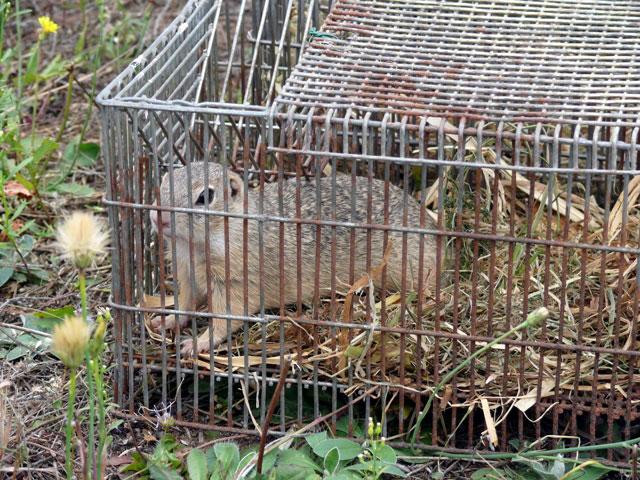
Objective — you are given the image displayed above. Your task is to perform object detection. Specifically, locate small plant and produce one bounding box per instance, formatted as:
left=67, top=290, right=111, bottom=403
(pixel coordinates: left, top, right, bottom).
left=123, top=418, right=406, bottom=480
left=124, top=435, right=256, bottom=480
left=52, top=315, right=90, bottom=479
left=0, top=6, right=69, bottom=288
left=52, top=210, right=111, bottom=479
left=291, top=420, right=405, bottom=480
left=124, top=431, right=183, bottom=480
left=0, top=0, right=111, bottom=292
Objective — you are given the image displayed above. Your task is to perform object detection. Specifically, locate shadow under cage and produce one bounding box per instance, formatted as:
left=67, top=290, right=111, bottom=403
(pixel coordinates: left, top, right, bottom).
left=98, top=0, right=640, bottom=465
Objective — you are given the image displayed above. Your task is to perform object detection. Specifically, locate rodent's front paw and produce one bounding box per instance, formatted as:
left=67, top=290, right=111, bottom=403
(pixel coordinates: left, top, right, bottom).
left=150, top=314, right=177, bottom=331
left=180, top=337, right=210, bottom=357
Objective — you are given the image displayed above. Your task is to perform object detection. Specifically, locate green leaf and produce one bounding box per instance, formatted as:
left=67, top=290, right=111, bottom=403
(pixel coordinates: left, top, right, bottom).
left=12, top=271, right=26, bottom=283
left=76, top=142, right=100, bottom=166
left=122, top=451, right=148, bottom=473
left=39, top=55, right=68, bottom=81
left=312, top=439, right=362, bottom=461
left=205, top=446, right=217, bottom=474
left=54, top=182, right=96, bottom=196
left=149, top=463, right=182, bottom=480
left=62, top=139, right=100, bottom=171
left=258, top=450, right=279, bottom=477
left=21, top=305, right=74, bottom=333
left=187, top=449, right=208, bottom=480
left=0, top=328, right=15, bottom=344
left=345, top=462, right=372, bottom=473
left=16, top=234, right=35, bottom=256
left=151, top=435, right=181, bottom=468
left=513, top=457, right=563, bottom=480
left=24, top=47, right=39, bottom=85
left=16, top=333, right=45, bottom=348
left=8, top=156, right=35, bottom=178
left=371, top=444, right=397, bottom=464
left=276, top=449, right=321, bottom=473
left=37, top=305, right=76, bottom=320
left=25, top=266, right=49, bottom=283
left=0, top=267, right=13, bottom=287
left=324, top=473, right=361, bottom=480
left=562, top=461, right=618, bottom=480
left=5, top=333, right=48, bottom=360
left=237, top=452, right=256, bottom=473
left=0, top=88, right=17, bottom=124
left=335, top=417, right=363, bottom=438
left=345, top=461, right=405, bottom=477
left=108, top=419, right=124, bottom=431
left=213, top=442, right=240, bottom=475
left=323, top=447, right=340, bottom=475
left=5, top=344, right=31, bottom=361
left=208, top=443, right=241, bottom=479
left=273, top=466, right=321, bottom=480
left=21, top=136, right=58, bottom=163
left=549, top=455, right=566, bottom=478
left=306, top=431, right=328, bottom=450
left=13, top=172, right=34, bottom=192
left=0, top=235, right=43, bottom=285
left=380, top=464, right=407, bottom=477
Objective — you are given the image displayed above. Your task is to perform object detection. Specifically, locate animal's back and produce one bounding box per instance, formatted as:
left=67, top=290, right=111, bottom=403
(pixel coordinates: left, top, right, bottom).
left=243, top=175, right=438, bottom=306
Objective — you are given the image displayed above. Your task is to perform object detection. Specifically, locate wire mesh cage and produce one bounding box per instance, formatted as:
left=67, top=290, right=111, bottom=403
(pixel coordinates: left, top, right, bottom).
left=99, top=0, right=640, bottom=463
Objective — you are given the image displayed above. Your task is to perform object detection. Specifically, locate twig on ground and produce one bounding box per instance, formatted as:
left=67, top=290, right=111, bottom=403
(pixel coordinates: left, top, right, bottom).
left=0, top=322, right=52, bottom=338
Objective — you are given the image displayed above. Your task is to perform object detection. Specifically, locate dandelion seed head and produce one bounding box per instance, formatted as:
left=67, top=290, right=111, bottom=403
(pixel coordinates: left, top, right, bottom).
left=55, top=211, right=109, bottom=270
left=52, top=316, right=90, bottom=369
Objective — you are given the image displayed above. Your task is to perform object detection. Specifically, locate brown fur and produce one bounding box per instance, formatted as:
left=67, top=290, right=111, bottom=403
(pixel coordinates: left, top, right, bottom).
left=150, top=162, right=439, bottom=355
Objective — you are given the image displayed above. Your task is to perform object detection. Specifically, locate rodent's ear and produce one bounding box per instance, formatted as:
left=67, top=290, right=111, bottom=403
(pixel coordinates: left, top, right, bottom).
left=229, top=172, right=243, bottom=199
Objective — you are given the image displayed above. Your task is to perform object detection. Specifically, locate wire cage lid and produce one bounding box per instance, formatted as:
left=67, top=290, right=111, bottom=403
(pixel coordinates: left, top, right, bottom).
left=276, top=0, right=640, bottom=126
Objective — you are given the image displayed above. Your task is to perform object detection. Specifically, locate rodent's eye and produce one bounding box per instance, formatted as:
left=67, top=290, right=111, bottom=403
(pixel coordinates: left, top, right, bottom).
left=195, top=187, right=215, bottom=206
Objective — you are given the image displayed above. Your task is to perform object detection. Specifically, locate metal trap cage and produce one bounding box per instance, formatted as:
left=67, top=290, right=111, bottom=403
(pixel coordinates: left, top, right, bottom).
left=99, top=0, right=640, bottom=463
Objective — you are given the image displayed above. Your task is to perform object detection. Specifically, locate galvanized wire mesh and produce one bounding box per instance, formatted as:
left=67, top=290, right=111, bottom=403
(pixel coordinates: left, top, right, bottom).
left=278, top=0, right=640, bottom=125
left=99, top=0, right=640, bottom=464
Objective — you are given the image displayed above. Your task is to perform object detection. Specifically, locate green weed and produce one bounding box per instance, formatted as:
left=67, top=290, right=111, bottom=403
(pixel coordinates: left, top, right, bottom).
left=123, top=418, right=406, bottom=480
left=0, top=0, right=150, bottom=289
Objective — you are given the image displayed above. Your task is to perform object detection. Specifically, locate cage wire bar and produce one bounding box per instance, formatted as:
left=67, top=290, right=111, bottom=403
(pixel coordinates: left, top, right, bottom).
left=97, top=0, right=333, bottom=427
left=99, top=0, right=640, bottom=463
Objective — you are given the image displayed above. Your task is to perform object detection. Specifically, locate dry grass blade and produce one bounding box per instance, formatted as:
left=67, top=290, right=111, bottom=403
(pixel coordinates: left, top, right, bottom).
left=608, top=175, right=640, bottom=241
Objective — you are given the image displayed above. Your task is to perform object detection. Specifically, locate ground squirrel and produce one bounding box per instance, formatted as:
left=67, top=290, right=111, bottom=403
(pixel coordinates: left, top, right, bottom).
left=150, top=162, right=439, bottom=356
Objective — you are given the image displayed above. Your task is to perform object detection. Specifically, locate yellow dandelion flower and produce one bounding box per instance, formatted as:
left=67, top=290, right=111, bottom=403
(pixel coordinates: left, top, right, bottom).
left=56, top=211, right=109, bottom=270
left=52, top=316, right=90, bottom=369
left=38, top=16, right=59, bottom=35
